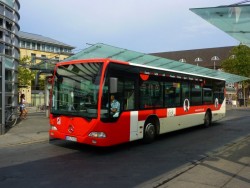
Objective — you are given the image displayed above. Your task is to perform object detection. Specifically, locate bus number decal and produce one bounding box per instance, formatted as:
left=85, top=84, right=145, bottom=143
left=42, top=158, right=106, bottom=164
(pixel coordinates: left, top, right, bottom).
left=167, top=108, right=176, bottom=117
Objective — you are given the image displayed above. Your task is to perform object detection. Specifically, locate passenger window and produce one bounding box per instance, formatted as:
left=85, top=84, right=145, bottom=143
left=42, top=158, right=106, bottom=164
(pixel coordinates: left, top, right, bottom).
left=140, top=80, right=163, bottom=109
left=124, top=81, right=135, bottom=110
left=191, top=84, right=202, bottom=105
left=165, top=81, right=181, bottom=107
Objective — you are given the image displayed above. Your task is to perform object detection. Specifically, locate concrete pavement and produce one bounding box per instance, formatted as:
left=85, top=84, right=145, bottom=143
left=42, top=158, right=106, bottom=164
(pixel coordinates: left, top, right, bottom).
left=0, top=106, right=249, bottom=188
left=0, top=107, right=49, bottom=148
left=138, top=135, right=250, bottom=188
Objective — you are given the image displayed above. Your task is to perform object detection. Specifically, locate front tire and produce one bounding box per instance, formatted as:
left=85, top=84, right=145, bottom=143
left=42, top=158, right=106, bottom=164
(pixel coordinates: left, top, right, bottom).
left=143, top=123, right=156, bottom=144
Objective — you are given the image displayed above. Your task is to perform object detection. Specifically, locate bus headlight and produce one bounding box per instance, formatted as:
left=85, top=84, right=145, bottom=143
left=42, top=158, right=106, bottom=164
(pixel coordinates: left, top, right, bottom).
left=88, top=132, right=106, bottom=138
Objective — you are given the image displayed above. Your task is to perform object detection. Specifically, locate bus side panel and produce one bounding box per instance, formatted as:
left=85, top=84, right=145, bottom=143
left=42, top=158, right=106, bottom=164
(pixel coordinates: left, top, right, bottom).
left=95, top=112, right=131, bottom=146
left=160, top=112, right=205, bottom=134
left=211, top=98, right=226, bottom=122
left=138, top=109, right=167, bottom=121
left=130, top=111, right=142, bottom=141
left=160, top=101, right=225, bottom=133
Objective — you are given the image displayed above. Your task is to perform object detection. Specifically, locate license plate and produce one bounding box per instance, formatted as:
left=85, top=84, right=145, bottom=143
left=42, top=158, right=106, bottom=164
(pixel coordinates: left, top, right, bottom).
left=66, top=136, right=77, bottom=142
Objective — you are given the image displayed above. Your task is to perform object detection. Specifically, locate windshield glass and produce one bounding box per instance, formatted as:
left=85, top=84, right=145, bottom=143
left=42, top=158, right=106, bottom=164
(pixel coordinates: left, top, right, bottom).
left=51, top=62, right=103, bottom=119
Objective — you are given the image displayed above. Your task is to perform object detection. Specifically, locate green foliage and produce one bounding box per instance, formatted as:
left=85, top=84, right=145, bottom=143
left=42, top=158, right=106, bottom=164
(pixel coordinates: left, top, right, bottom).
left=222, top=45, right=250, bottom=102
left=18, top=56, right=36, bottom=87
left=221, top=45, right=250, bottom=78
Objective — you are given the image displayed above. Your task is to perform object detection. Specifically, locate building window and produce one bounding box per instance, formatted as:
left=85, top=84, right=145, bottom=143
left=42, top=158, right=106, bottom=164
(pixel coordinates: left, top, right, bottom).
left=5, top=83, right=12, bottom=91
left=5, top=20, right=13, bottom=31
left=37, top=43, right=40, bottom=50
left=0, top=18, right=3, bottom=26
left=41, top=54, right=46, bottom=59
left=5, top=96, right=12, bottom=105
left=31, top=53, right=36, bottom=64
left=5, top=31, right=11, bottom=43
left=26, top=42, right=30, bottom=49
left=32, top=42, right=36, bottom=49
left=5, top=69, right=12, bottom=81
left=5, top=7, right=14, bottom=20
left=0, top=4, right=4, bottom=13
left=5, top=44, right=12, bottom=56
left=0, top=30, right=3, bottom=39
left=0, top=17, right=3, bottom=26
left=0, top=43, right=4, bottom=53
left=46, top=45, right=50, bottom=52
left=41, top=44, right=45, bottom=51
left=21, top=41, right=25, bottom=48
left=55, top=47, right=59, bottom=52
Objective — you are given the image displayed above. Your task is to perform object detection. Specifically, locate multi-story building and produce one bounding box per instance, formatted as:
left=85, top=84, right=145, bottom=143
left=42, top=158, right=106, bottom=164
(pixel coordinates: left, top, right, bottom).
left=19, top=31, right=74, bottom=63
left=0, top=0, right=20, bottom=134
left=18, top=31, right=75, bottom=106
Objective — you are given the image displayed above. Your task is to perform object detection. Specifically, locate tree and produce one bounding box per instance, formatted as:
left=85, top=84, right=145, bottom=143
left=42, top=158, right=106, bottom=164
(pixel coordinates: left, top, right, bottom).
left=18, top=56, right=36, bottom=87
left=221, top=44, right=250, bottom=78
left=221, top=44, right=250, bottom=105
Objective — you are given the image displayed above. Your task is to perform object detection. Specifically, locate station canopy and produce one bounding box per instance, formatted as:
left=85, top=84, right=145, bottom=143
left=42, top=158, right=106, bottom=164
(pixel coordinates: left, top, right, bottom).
left=190, top=3, right=250, bottom=47
left=65, top=43, right=249, bottom=83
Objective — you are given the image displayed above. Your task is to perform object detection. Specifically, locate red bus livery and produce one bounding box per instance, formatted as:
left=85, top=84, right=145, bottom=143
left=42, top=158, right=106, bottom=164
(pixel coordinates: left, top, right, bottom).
left=49, top=57, right=227, bottom=146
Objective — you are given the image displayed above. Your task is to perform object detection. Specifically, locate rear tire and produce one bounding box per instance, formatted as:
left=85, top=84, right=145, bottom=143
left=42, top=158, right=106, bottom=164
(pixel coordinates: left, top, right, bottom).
left=143, top=123, right=156, bottom=144
left=204, top=111, right=211, bottom=128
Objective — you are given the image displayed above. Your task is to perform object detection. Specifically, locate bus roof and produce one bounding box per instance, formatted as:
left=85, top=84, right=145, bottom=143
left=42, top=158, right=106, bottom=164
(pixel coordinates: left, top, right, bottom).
left=65, top=43, right=249, bottom=83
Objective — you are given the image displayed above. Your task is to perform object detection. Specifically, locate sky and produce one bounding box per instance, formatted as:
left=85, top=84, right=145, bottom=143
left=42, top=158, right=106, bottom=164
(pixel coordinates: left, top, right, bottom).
left=19, top=0, right=242, bottom=53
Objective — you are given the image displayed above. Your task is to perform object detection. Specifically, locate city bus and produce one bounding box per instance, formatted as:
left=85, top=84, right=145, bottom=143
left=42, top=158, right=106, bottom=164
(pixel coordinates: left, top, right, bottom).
left=49, top=58, right=226, bottom=146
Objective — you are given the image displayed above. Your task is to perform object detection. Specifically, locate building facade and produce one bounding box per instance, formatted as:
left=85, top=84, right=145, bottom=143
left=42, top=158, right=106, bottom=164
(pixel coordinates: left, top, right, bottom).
left=0, top=0, right=20, bottom=134
left=152, top=46, right=243, bottom=102
left=151, top=46, right=235, bottom=69
left=19, top=31, right=74, bottom=62
left=18, top=31, right=75, bottom=106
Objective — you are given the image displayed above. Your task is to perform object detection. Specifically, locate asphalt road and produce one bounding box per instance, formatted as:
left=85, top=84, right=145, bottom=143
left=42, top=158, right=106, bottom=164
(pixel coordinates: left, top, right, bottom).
left=0, top=109, right=250, bottom=187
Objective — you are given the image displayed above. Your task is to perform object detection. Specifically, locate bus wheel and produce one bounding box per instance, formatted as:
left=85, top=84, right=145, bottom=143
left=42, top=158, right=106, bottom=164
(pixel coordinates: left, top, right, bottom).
left=204, top=111, right=211, bottom=127
left=143, top=123, right=156, bottom=143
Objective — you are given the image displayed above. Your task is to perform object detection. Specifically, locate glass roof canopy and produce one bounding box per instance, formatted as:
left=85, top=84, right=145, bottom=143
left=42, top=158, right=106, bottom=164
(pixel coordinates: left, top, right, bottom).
left=65, top=43, right=249, bottom=83
left=190, top=4, right=250, bottom=47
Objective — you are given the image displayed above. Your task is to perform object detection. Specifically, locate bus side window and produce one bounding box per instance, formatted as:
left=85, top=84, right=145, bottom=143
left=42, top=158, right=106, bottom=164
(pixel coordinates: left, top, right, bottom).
left=165, top=81, right=181, bottom=107
left=203, top=88, right=213, bottom=104
left=120, top=80, right=135, bottom=110
left=182, top=82, right=190, bottom=103
left=124, top=90, right=135, bottom=110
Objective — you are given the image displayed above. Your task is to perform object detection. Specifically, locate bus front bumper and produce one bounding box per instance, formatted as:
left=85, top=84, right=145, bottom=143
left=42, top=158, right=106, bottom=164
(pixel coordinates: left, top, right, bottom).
left=49, top=130, right=112, bottom=147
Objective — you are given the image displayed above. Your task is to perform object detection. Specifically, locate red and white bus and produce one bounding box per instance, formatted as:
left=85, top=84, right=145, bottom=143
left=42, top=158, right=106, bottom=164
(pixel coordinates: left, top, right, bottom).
left=49, top=58, right=226, bottom=146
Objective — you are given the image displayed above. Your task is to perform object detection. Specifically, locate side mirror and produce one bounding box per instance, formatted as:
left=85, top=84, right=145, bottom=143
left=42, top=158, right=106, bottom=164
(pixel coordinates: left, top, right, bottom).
left=110, top=77, right=117, bottom=93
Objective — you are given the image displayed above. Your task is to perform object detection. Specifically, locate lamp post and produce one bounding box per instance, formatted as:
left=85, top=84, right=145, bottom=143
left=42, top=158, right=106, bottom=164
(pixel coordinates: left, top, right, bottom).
left=179, top=58, right=186, bottom=63
left=194, top=57, right=203, bottom=66
left=211, top=56, right=220, bottom=70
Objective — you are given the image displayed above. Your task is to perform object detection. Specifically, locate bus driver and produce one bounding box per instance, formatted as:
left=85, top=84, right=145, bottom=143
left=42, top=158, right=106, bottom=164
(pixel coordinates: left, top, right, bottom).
left=106, top=94, right=120, bottom=117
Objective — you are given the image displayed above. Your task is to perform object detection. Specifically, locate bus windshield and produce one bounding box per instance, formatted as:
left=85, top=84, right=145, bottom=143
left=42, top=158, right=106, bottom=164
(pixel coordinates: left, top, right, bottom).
left=51, top=62, right=103, bottom=119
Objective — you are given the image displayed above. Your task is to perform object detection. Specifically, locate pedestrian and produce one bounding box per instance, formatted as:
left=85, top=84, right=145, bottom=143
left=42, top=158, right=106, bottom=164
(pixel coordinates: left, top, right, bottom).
left=20, top=94, right=28, bottom=119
